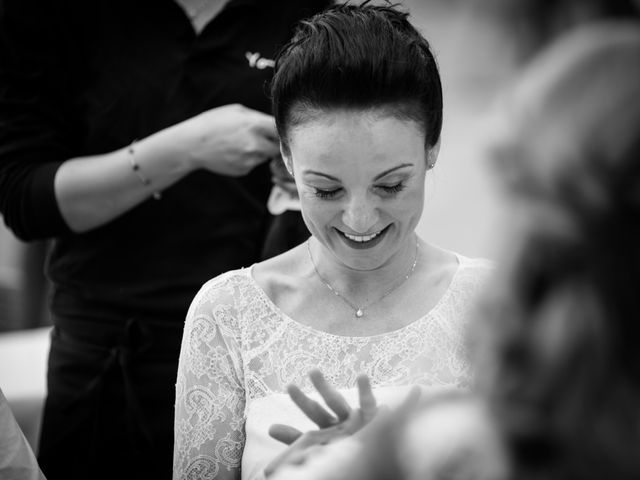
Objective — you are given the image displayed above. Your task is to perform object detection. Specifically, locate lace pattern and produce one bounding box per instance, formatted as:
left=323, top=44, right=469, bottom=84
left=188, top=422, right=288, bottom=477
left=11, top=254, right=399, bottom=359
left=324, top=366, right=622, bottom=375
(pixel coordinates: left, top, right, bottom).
left=173, top=254, right=493, bottom=479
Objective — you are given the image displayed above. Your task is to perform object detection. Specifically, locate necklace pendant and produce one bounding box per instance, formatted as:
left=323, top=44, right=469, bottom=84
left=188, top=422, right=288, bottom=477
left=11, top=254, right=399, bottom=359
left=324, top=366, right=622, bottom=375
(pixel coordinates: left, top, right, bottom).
left=355, top=308, right=364, bottom=318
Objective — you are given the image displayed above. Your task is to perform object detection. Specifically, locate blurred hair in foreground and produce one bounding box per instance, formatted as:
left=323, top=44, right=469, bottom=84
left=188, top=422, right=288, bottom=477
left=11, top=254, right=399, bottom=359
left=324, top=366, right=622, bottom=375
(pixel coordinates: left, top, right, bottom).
left=472, top=19, right=640, bottom=480
left=375, top=20, right=640, bottom=479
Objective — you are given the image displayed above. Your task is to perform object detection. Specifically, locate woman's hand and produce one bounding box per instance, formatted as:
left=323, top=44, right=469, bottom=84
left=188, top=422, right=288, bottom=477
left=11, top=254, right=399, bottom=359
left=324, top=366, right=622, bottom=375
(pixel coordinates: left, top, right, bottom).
left=269, top=369, right=378, bottom=443
left=168, top=103, right=281, bottom=177
left=264, top=370, right=380, bottom=478
left=264, top=369, right=422, bottom=478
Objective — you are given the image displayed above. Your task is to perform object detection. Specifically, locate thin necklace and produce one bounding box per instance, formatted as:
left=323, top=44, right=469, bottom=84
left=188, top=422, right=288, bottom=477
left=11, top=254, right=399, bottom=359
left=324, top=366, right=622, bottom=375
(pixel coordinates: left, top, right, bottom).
left=306, top=238, right=419, bottom=318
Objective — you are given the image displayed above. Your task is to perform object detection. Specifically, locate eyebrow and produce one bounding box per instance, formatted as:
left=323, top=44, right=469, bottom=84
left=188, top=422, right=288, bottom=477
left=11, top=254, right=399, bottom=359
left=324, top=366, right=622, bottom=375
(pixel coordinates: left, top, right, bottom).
left=303, top=163, right=414, bottom=182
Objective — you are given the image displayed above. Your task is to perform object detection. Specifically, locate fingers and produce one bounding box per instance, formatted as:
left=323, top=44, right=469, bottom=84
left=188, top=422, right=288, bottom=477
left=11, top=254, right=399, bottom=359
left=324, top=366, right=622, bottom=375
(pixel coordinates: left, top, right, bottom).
left=250, top=109, right=278, bottom=141
left=287, top=384, right=338, bottom=428
left=247, top=137, right=280, bottom=167
left=309, top=369, right=351, bottom=422
left=198, top=104, right=280, bottom=174
left=246, top=109, right=280, bottom=160
left=268, top=424, right=303, bottom=445
left=233, top=136, right=278, bottom=174
left=269, top=156, right=293, bottom=178
left=253, top=135, right=281, bottom=159
left=356, top=374, right=376, bottom=417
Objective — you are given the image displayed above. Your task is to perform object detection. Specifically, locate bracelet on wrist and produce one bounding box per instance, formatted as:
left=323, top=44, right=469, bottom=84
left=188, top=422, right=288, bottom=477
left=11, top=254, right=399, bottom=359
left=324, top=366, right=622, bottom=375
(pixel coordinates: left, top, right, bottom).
left=128, top=140, right=162, bottom=200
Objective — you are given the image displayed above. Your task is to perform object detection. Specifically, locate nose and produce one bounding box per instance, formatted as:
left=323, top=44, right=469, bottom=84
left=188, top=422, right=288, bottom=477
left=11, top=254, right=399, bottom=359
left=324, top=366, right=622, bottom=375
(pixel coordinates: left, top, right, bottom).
left=342, top=194, right=380, bottom=234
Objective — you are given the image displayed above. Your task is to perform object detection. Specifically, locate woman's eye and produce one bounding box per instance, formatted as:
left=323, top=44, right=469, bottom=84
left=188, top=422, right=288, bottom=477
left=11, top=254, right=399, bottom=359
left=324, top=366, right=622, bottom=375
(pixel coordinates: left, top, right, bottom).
left=378, top=183, right=405, bottom=195
left=314, top=188, right=341, bottom=199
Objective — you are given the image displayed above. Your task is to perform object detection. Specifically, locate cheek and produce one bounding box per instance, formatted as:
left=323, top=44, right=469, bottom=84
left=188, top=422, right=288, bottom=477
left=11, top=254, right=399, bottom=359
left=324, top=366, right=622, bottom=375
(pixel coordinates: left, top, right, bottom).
left=299, top=196, right=335, bottom=229
left=390, top=188, right=425, bottom=220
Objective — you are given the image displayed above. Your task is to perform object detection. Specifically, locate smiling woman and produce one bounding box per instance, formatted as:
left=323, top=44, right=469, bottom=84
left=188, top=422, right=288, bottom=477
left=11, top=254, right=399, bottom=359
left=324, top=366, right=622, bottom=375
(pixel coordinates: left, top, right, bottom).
left=292, top=112, right=427, bottom=271
left=173, top=4, right=494, bottom=480
left=296, top=112, right=426, bottom=318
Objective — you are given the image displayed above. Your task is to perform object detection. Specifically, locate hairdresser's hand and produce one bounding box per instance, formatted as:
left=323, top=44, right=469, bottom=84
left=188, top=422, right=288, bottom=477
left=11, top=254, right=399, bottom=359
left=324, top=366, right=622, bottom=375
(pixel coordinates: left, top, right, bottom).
left=264, top=370, right=382, bottom=478
left=167, top=103, right=280, bottom=177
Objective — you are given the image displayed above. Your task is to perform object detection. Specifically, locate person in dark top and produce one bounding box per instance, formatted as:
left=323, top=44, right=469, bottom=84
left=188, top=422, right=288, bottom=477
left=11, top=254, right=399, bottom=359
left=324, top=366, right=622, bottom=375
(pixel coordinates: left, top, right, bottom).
left=0, top=1, right=328, bottom=479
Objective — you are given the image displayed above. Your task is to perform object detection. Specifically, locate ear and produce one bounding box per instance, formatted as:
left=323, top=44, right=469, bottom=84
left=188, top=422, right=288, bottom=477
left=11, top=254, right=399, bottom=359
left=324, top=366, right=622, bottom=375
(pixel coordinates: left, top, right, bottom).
left=427, top=140, right=441, bottom=169
left=280, top=143, right=294, bottom=176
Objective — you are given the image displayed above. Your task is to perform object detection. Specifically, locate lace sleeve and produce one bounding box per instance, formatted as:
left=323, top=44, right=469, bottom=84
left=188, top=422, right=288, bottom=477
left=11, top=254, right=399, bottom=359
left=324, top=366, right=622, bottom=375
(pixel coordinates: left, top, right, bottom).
left=173, top=277, right=246, bottom=480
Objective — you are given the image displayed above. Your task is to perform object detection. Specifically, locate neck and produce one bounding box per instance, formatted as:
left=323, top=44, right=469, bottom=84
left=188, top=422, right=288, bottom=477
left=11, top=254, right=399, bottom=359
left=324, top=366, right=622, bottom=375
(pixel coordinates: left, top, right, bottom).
left=176, top=0, right=230, bottom=31
left=308, top=235, right=419, bottom=300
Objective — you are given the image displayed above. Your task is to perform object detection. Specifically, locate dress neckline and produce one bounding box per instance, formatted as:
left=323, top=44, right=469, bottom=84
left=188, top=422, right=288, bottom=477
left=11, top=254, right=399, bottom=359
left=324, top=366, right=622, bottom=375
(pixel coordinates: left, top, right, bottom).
left=245, top=252, right=465, bottom=340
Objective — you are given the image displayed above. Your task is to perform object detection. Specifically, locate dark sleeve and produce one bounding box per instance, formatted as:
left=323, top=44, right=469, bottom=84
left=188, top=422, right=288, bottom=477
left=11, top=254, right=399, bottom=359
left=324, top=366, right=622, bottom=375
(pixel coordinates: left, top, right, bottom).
left=0, top=0, right=78, bottom=241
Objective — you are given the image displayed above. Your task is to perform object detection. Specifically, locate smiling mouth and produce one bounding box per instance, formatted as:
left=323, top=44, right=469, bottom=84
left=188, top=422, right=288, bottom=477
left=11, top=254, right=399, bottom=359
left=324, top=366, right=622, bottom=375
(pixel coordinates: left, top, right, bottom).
left=339, top=225, right=389, bottom=243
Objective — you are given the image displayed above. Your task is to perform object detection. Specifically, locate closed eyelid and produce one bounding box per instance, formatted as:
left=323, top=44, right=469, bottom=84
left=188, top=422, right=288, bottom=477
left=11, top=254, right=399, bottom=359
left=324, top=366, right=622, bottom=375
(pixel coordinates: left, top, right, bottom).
left=374, top=170, right=413, bottom=184
left=312, top=186, right=342, bottom=200
left=304, top=182, right=342, bottom=192
left=376, top=179, right=404, bottom=186
left=376, top=183, right=405, bottom=195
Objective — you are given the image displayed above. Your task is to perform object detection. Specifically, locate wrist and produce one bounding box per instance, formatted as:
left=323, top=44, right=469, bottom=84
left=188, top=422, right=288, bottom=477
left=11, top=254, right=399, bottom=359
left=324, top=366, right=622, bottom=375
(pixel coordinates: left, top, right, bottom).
left=136, top=127, right=197, bottom=179
left=127, top=140, right=162, bottom=200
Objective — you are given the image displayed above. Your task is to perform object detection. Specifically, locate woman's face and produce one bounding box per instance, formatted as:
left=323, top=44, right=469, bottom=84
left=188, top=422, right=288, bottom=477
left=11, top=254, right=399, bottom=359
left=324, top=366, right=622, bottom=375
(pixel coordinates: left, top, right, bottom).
left=284, top=108, right=433, bottom=271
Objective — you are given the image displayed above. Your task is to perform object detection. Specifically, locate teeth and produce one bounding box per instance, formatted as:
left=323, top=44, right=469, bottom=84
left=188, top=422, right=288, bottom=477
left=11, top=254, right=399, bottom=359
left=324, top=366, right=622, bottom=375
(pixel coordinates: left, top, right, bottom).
left=344, top=230, right=382, bottom=242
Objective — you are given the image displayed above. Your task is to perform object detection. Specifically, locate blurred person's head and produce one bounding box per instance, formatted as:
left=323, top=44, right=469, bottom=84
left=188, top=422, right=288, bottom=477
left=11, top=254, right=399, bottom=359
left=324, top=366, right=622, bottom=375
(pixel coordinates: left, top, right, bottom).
left=470, top=0, right=640, bottom=62
left=473, top=20, right=640, bottom=479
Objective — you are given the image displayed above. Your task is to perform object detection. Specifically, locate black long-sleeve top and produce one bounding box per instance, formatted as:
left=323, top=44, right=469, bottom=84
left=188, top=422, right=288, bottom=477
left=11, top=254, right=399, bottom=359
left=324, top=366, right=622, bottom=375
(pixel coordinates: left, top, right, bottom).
left=0, top=0, right=327, bottom=322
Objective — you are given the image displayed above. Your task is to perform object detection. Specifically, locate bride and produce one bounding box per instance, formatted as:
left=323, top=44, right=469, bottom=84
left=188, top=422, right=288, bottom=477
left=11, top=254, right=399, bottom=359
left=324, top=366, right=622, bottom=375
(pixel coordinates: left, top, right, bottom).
left=173, top=3, right=493, bottom=479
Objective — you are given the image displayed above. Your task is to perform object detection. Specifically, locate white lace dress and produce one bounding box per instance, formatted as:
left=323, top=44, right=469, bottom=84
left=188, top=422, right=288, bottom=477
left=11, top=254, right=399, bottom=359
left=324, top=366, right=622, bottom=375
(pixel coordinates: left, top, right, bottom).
left=173, top=253, right=493, bottom=480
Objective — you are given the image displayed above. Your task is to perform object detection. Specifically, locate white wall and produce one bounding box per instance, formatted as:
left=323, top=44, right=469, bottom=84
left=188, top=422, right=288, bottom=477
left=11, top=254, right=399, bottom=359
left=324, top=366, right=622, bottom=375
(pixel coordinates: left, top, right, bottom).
left=407, top=0, right=518, bottom=260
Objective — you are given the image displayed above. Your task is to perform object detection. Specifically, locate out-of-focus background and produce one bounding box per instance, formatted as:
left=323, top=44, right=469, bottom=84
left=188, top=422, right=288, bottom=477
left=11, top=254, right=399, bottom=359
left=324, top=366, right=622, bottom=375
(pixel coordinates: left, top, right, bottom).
left=0, top=0, right=638, bottom=453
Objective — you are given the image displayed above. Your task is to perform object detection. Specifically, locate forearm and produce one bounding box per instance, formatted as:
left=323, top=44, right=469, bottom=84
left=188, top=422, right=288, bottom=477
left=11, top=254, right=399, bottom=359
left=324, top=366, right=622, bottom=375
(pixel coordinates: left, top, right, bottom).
left=174, top=283, right=246, bottom=480
left=54, top=128, right=194, bottom=233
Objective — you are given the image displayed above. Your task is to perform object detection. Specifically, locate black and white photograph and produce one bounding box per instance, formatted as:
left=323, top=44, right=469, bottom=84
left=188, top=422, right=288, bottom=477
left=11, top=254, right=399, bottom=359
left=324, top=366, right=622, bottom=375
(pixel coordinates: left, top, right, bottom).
left=1, top=1, right=639, bottom=479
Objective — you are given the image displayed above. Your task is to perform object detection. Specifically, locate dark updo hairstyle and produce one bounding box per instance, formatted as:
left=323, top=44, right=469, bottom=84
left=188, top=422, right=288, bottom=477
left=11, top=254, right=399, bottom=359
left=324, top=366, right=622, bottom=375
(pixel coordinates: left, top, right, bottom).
left=270, top=1, right=443, bottom=157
